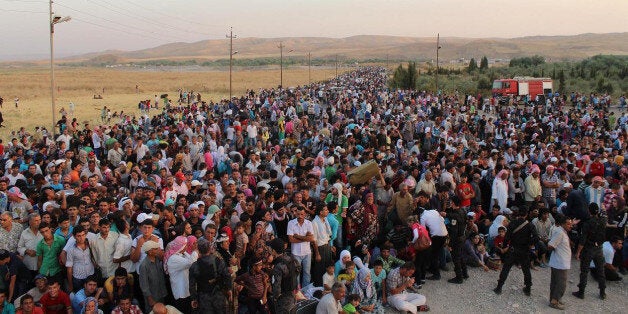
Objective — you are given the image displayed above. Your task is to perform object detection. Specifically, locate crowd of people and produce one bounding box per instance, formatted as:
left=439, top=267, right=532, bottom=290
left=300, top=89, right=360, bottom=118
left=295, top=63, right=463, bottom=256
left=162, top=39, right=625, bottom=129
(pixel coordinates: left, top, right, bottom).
left=0, top=66, right=626, bottom=314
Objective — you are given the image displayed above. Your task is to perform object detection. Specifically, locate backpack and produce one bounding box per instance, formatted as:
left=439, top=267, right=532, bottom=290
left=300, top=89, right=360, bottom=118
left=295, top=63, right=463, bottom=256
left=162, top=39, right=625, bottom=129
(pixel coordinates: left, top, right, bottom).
left=413, top=223, right=431, bottom=251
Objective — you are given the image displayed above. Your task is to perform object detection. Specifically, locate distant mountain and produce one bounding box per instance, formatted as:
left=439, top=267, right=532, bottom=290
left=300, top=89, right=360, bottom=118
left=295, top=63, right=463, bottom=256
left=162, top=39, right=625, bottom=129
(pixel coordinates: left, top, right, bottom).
left=67, top=33, right=628, bottom=64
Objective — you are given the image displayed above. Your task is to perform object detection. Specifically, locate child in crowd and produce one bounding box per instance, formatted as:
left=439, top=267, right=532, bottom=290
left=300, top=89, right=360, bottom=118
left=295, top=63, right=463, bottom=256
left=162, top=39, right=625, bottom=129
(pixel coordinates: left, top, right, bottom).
left=342, top=294, right=362, bottom=314
left=234, top=222, right=248, bottom=259
left=370, top=259, right=387, bottom=302
left=323, top=265, right=335, bottom=294
left=493, top=226, right=508, bottom=258
left=338, top=261, right=357, bottom=289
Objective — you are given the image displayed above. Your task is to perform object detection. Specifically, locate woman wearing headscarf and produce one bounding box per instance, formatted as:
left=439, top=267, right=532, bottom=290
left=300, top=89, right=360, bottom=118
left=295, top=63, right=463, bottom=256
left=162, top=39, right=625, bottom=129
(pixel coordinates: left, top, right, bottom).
left=164, top=236, right=196, bottom=313
left=347, top=192, right=379, bottom=247
left=349, top=268, right=385, bottom=313
left=81, top=297, right=103, bottom=314
left=491, top=169, right=510, bottom=213
left=489, top=215, right=509, bottom=241
left=334, top=250, right=352, bottom=277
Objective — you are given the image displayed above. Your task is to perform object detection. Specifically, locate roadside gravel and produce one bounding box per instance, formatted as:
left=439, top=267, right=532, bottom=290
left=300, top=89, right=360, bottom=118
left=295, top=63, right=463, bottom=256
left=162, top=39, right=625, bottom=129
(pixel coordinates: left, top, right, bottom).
left=383, top=260, right=627, bottom=313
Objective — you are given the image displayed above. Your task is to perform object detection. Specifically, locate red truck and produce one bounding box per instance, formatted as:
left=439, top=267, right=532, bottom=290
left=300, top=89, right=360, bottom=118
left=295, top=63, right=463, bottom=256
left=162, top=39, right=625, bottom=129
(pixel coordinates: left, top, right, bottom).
left=492, top=77, right=553, bottom=101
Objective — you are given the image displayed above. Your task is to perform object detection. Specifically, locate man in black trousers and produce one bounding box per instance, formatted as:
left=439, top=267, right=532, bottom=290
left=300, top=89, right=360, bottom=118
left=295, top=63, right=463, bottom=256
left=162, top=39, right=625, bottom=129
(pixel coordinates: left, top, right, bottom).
left=572, top=203, right=607, bottom=300
left=494, top=208, right=539, bottom=296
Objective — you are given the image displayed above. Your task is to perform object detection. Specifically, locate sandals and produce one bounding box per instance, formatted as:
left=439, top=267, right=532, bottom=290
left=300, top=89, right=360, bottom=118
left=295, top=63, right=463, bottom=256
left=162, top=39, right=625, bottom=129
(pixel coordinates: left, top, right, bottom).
left=418, top=305, right=430, bottom=312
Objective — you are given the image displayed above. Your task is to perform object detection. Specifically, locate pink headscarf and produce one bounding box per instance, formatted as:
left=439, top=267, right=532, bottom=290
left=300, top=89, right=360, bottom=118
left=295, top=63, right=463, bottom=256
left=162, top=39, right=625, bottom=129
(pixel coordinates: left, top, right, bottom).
left=185, top=236, right=197, bottom=255
left=530, top=164, right=541, bottom=174
left=497, top=169, right=509, bottom=180
left=164, top=236, right=188, bottom=274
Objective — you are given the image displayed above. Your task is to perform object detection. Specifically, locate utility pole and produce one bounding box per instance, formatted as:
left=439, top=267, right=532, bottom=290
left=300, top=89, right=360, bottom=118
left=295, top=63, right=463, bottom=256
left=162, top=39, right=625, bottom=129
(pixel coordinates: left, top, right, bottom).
left=278, top=42, right=285, bottom=88
left=226, top=27, right=237, bottom=100
left=308, top=52, right=311, bottom=85
left=436, top=33, right=441, bottom=95
left=335, top=54, right=338, bottom=82
left=49, top=0, right=70, bottom=137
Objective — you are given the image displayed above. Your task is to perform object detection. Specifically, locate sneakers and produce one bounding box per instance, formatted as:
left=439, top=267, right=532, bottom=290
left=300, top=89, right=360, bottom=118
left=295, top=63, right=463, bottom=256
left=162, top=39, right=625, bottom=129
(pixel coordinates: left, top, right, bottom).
left=493, top=286, right=502, bottom=295
left=408, top=284, right=423, bottom=293
left=447, top=277, right=464, bottom=284
left=572, top=291, right=584, bottom=299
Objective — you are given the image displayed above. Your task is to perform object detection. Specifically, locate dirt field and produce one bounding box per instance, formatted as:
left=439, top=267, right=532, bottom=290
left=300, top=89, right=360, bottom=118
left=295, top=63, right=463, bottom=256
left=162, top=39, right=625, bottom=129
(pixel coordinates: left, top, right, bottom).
left=0, top=66, right=345, bottom=140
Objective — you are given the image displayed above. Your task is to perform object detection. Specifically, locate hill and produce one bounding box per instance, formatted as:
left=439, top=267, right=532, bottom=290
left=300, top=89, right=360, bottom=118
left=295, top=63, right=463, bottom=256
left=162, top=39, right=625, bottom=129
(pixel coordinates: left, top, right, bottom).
left=65, top=33, right=628, bottom=65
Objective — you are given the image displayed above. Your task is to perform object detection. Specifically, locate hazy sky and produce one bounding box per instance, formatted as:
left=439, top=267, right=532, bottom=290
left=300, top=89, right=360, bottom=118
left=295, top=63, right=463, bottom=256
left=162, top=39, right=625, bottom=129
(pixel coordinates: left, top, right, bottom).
left=1, top=0, right=626, bottom=60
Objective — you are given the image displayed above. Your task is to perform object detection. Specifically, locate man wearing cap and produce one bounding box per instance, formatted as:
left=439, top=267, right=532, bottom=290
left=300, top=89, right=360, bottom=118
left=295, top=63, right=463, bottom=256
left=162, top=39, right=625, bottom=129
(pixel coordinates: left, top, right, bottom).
left=189, top=239, right=232, bottom=314
left=13, top=274, right=47, bottom=309
left=173, top=172, right=189, bottom=197
left=139, top=240, right=167, bottom=312
left=7, top=187, right=32, bottom=225
left=235, top=257, right=269, bottom=313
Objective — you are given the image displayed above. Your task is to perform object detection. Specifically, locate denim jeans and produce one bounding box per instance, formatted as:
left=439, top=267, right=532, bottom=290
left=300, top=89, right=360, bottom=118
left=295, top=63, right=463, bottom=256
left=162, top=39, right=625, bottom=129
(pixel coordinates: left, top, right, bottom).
left=293, top=254, right=312, bottom=288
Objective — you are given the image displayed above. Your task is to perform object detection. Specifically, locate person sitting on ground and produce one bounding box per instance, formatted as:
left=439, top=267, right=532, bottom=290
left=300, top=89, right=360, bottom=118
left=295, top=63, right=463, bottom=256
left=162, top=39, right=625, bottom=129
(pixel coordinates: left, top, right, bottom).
left=15, top=294, right=43, bottom=314
left=386, top=262, right=429, bottom=313
left=462, top=233, right=490, bottom=271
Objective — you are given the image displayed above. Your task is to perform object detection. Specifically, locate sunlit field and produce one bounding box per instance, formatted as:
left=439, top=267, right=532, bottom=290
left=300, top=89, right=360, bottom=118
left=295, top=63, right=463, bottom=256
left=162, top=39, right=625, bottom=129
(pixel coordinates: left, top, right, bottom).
left=0, top=65, right=350, bottom=140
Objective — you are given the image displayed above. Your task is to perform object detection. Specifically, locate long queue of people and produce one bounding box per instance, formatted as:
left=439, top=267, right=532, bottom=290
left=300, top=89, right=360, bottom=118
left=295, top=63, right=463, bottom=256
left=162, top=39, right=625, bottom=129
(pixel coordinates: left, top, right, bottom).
left=0, top=66, right=625, bottom=314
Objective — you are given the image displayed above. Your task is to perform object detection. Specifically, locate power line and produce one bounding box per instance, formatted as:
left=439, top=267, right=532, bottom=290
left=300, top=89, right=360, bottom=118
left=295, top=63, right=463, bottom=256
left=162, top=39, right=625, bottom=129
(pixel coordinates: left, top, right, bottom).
left=0, top=8, right=47, bottom=13
left=54, top=2, right=183, bottom=41
left=82, top=0, right=220, bottom=38
left=72, top=17, right=164, bottom=42
left=125, top=0, right=222, bottom=28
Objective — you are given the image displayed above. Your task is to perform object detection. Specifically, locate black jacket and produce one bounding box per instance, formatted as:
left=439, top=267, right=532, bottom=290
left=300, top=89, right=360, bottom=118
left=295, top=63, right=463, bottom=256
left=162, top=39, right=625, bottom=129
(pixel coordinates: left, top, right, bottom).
left=505, top=218, right=539, bottom=248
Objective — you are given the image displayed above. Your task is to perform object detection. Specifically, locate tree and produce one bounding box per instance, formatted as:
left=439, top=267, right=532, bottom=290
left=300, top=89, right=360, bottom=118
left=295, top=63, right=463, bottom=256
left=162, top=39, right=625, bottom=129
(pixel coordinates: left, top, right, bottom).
left=468, top=58, right=478, bottom=73
left=480, top=56, right=489, bottom=71
left=558, top=70, right=566, bottom=94
left=477, top=76, right=492, bottom=91
left=390, top=62, right=419, bottom=89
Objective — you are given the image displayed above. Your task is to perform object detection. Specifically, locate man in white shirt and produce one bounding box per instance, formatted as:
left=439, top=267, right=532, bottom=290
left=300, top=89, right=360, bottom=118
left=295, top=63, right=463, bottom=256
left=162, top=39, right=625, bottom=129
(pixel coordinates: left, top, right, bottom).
left=591, top=236, right=623, bottom=282
left=287, top=207, right=314, bottom=288
left=311, top=204, right=332, bottom=287
left=547, top=216, right=572, bottom=310
left=420, top=207, right=448, bottom=280
left=17, top=213, right=43, bottom=273
left=316, top=282, right=344, bottom=314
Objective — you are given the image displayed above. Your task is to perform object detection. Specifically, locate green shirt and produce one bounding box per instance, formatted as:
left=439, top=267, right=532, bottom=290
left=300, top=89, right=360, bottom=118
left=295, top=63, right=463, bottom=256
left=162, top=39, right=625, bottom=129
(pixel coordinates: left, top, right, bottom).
left=36, top=235, right=66, bottom=276
left=325, top=194, right=348, bottom=224
left=343, top=303, right=357, bottom=314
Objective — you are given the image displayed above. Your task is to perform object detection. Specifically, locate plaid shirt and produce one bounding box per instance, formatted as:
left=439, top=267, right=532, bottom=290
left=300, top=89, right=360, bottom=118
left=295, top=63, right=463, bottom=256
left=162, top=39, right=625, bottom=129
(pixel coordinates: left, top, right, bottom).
left=541, top=172, right=559, bottom=200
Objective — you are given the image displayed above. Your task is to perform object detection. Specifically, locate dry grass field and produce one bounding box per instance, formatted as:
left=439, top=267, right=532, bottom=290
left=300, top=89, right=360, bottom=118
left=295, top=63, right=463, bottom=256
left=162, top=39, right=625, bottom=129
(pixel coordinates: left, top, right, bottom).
left=0, top=66, right=345, bottom=140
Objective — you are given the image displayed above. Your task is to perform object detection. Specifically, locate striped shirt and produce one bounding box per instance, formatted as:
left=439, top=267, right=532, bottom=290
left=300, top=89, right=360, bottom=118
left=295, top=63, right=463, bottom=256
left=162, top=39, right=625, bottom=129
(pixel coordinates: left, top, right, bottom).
left=65, top=243, right=95, bottom=280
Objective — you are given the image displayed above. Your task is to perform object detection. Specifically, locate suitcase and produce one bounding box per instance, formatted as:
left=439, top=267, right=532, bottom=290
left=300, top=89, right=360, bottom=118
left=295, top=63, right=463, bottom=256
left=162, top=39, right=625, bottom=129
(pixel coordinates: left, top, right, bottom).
left=290, top=299, right=319, bottom=314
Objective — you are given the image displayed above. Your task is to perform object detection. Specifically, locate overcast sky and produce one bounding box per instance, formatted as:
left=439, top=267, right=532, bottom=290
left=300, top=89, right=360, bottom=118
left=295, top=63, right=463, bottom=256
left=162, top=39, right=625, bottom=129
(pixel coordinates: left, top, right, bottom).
left=1, top=0, right=626, bottom=60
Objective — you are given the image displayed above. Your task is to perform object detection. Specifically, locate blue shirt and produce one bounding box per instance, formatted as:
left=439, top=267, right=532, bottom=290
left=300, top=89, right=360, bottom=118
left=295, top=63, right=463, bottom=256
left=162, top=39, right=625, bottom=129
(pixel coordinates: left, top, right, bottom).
left=326, top=215, right=339, bottom=246
left=72, top=288, right=88, bottom=314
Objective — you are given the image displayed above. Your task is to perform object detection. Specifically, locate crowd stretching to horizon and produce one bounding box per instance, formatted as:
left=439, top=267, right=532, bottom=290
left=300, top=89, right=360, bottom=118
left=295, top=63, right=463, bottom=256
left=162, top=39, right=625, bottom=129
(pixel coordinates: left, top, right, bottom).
left=0, top=66, right=625, bottom=314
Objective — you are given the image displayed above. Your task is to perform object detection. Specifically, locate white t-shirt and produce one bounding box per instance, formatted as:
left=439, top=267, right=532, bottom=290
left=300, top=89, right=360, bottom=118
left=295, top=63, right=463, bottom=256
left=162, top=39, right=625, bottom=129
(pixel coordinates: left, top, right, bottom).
left=591, top=241, right=615, bottom=267
left=316, top=293, right=342, bottom=314
left=420, top=210, right=448, bottom=237
left=548, top=226, right=571, bottom=270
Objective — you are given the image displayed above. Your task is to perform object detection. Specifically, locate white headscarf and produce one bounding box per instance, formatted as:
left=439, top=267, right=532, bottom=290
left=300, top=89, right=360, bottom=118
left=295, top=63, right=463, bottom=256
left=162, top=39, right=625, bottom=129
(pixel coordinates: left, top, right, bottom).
left=333, top=182, right=344, bottom=206
left=489, top=215, right=507, bottom=238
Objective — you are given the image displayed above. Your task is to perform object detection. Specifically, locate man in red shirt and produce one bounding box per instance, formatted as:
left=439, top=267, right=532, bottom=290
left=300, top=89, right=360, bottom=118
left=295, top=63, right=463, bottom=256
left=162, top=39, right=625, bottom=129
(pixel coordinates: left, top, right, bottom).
left=456, top=175, right=475, bottom=211
left=589, top=155, right=604, bottom=177
left=38, top=279, right=71, bottom=314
